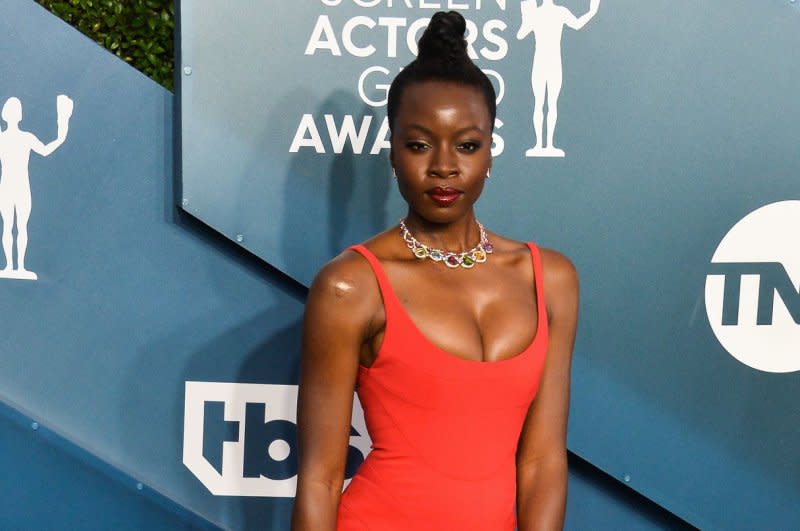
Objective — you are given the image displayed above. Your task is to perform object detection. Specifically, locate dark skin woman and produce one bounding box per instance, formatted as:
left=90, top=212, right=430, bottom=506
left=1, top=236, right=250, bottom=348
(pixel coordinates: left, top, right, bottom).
left=292, top=13, right=578, bottom=531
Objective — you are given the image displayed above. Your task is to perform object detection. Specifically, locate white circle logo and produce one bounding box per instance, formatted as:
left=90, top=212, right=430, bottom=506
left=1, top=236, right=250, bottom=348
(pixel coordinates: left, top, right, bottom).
left=705, top=200, right=800, bottom=373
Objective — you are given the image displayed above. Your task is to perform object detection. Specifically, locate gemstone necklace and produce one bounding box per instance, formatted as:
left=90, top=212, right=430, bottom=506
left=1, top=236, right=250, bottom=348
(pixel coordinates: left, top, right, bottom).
left=399, top=218, right=494, bottom=269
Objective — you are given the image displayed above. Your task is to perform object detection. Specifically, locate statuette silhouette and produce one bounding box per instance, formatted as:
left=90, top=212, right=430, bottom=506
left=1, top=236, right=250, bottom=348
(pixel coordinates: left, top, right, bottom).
left=517, top=0, right=600, bottom=158
left=0, top=95, right=73, bottom=280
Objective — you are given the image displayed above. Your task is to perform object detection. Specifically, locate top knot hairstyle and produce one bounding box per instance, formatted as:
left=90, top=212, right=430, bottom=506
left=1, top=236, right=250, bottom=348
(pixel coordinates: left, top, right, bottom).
left=387, top=11, right=497, bottom=134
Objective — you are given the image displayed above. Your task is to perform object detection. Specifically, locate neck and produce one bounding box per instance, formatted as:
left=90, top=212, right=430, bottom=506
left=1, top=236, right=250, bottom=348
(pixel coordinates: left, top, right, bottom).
left=402, top=211, right=481, bottom=252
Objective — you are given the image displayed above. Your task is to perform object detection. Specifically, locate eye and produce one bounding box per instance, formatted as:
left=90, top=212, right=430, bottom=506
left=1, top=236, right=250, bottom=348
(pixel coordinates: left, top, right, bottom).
left=406, top=141, right=430, bottom=152
left=458, top=141, right=481, bottom=153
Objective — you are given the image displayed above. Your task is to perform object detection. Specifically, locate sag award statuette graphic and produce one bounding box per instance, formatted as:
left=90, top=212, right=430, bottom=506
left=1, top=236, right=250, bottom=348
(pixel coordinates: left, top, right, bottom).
left=517, top=0, right=600, bottom=158
left=0, top=95, right=73, bottom=281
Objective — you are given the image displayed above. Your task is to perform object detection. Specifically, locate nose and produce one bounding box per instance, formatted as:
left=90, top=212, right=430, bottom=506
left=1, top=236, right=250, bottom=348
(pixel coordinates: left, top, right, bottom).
left=428, top=145, right=458, bottom=179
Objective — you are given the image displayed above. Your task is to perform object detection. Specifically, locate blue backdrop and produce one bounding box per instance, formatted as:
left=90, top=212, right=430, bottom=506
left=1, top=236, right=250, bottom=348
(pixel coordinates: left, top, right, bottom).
left=0, top=0, right=797, bottom=529
left=178, top=1, right=800, bottom=529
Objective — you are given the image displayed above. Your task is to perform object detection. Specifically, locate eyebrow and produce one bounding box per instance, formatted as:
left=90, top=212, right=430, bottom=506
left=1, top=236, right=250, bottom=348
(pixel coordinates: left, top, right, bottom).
left=405, top=123, right=486, bottom=136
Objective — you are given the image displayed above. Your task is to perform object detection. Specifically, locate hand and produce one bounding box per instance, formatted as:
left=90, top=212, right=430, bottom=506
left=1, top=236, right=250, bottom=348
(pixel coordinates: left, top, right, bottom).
left=517, top=0, right=537, bottom=40
left=57, top=95, right=73, bottom=122
left=56, top=95, right=73, bottom=139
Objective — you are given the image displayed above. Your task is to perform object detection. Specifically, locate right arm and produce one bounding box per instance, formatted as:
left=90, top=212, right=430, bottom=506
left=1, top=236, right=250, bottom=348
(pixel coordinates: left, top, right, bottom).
left=292, top=254, right=379, bottom=531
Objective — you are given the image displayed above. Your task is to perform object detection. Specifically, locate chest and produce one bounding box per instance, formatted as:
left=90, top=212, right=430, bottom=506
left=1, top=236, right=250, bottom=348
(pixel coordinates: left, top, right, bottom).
left=369, top=258, right=540, bottom=364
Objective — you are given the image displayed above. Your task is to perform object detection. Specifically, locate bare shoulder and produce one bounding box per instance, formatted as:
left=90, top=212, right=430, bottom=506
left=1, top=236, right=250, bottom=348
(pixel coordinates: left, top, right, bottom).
left=487, top=232, right=578, bottom=288
left=540, top=248, right=578, bottom=287
left=539, top=248, right=579, bottom=314
left=483, top=231, right=537, bottom=264
left=308, top=247, right=380, bottom=310
left=303, top=247, right=386, bottom=359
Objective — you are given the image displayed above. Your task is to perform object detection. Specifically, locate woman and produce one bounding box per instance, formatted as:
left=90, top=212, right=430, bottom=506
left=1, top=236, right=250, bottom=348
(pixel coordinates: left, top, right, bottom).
left=292, top=11, right=578, bottom=530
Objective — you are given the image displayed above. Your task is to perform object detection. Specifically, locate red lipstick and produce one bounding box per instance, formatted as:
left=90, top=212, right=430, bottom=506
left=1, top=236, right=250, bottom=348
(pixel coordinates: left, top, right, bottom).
left=427, top=186, right=462, bottom=207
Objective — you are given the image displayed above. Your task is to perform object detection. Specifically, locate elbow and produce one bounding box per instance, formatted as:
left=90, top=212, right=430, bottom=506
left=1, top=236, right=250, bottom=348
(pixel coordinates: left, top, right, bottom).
left=517, top=451, right=569, bottom=503
left=518, top=448, right=568, bottom=472
left=516, top=456, right=568, bottom=531
left=292, top=476, right=343, bottom=531
left=296, top=472, right=344, bottom=501
left=38, top=146, right=56, bottom=157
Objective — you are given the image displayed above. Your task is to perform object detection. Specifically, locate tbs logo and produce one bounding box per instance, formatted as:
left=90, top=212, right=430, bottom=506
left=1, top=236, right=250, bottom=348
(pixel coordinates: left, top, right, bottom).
left=705, top=201, right=800, bottom=373
left=183, top=382, right=371, bottom=497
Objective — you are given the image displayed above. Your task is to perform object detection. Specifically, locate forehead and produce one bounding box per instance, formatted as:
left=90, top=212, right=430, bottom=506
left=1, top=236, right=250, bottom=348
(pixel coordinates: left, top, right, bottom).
left=395, top=81, right=491, bottom=131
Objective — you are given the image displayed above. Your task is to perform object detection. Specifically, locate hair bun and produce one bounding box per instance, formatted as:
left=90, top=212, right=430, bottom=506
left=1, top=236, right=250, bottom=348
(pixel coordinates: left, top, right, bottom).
left=417, top=11, right=468, bottom=64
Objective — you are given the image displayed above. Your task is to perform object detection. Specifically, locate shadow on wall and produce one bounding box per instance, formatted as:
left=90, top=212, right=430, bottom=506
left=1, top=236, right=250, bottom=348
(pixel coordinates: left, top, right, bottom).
left=235, top=312, right=303, bottom=531
left=113, top=93, right=310, bottom=529
left=237, top=91, right=392, bottom=530
left=139, top=89, right=392, bottom=529
left=279, top=90, right=392, bottom=282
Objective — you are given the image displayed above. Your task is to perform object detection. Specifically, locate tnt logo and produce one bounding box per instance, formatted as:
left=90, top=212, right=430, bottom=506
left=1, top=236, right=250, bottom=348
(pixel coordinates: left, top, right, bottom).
left=183, top=382, right=371, bottom=497
left=705, top=200, right=800, bottom=373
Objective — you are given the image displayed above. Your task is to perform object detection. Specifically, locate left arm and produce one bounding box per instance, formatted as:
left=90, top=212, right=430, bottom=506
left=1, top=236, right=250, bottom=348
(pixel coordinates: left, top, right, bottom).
left=31, top=95, right=72, bottom=157
left=517, top=0, right=539, bottom=40
left=564, top=0, right=600, bottom=31
left=516, top=249, right=579, bottom=531
left=30, top=133, right=67, bottom=157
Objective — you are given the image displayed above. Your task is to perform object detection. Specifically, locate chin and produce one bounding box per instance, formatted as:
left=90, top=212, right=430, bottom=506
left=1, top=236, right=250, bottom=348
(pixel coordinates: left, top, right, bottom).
left=417, top=205, right=471, bottom=224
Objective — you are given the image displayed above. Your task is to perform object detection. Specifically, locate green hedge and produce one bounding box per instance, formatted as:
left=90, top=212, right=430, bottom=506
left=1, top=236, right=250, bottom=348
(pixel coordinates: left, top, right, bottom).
left=35, top=0, right=175, bottom=91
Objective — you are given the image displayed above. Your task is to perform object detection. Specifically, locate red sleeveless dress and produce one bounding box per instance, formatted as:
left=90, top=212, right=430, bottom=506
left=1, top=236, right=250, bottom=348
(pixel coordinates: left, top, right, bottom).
left=337, top=243, right=549, bottom=531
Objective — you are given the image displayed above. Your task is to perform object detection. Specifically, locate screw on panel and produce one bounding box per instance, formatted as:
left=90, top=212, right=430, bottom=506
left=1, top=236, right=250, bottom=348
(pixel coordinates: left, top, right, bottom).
left=136, top=482, right=144, bottom=491
left=623, top=474, right=631, bottom=483
left=236, top=234, right=244, bottom=243
left=31, top=422, right=39, bottom=431
left=181, top=198, right=189, bottom=207
left=183, top=66, right=193, bottom=76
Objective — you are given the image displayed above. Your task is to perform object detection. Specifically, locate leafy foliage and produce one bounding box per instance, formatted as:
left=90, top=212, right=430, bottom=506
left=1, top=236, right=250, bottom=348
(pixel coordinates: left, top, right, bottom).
left=35, top=0, right=175, bottom=91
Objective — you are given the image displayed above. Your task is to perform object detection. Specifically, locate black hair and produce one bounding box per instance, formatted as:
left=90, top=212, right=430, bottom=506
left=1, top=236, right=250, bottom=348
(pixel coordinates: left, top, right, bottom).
left=386, top=11, right=497, bottom=134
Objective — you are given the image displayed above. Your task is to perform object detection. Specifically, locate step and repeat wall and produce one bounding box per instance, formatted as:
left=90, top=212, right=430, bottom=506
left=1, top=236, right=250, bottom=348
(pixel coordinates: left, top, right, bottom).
left=179, top=1, right=800, bottom=529
left=1, top=1, right=689, bottom=529
left=1, top=0, right=798, bottom=529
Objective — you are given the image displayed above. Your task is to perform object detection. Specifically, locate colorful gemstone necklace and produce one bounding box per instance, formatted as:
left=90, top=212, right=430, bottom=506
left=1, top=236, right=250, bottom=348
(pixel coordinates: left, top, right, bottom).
left=399, top=218, right=494, bottom=269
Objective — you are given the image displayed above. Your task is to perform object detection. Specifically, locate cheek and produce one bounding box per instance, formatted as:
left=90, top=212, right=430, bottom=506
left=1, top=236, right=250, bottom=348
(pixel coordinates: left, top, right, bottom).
left=395, top=172, right=422, bottom=196
left=466, top=156, right=492, bottom=179
left=468, top=175, right=487, bottom=199
left=394, top=179, right=421, bottom=208
left=393, top=154, right=428, bottom=180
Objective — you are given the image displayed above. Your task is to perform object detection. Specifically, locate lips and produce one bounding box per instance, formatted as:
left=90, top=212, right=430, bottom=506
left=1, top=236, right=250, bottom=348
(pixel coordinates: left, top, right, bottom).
left=427, top=186, right=463, bottom=207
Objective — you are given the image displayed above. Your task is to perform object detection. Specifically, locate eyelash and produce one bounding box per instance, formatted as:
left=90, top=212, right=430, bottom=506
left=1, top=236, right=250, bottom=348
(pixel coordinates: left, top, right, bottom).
left=405, top=141, right=481, bottom=153
left=406, top=141, right=429, bottom=152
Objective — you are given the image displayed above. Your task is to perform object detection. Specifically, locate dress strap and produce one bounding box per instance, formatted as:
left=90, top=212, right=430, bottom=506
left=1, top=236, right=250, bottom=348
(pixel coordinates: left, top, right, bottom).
left=347, top=244, right=398, bottom=308
left=527, top=242, right=547, bottom=323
